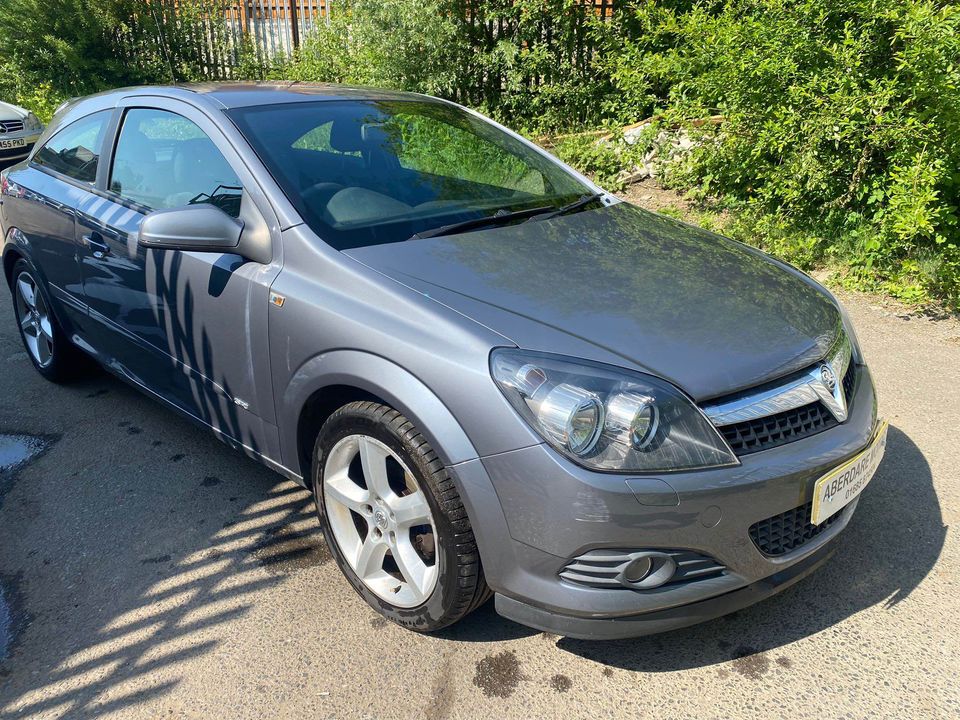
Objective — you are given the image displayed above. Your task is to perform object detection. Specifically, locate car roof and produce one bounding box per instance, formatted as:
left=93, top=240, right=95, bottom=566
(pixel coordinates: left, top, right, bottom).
left=189, top=82, right=438, bottom=107
left=113, top=82, right=444, bottom=110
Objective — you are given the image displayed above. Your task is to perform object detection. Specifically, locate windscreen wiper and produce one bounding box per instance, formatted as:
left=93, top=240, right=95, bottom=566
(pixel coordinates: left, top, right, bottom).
left=525, top=192, right=605, bottom=223
left=409, top=205, right=555, bottom=241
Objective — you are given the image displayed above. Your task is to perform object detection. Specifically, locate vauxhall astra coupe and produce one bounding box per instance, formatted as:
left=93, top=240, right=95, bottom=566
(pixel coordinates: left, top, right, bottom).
left=0, top=84, right=886, bottom=638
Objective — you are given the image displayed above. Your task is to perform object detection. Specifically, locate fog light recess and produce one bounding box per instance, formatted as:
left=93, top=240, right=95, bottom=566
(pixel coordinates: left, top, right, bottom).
left=559, top=549, right=726, bottom=591
left=619, top=552, right=676, bottom=589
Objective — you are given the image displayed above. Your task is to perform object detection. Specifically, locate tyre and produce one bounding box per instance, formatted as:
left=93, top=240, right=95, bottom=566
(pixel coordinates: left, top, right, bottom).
left=9, top=259, right=87, bottom=383
left=312, top=401, right=491, bottom=631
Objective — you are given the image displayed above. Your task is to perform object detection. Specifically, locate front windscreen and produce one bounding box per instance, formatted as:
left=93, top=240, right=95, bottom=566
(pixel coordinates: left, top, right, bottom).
left=228, top=100, right=593, bottom=250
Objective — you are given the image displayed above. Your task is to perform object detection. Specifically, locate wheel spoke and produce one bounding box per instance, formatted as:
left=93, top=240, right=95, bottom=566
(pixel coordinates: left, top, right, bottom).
left=23, top=331, right=40, bottom=361
left=37, top=336, right=52, bottom=365
left=390, top=491, right=432, bottom=528
left=38, top=314, right=53, bottom=341
left=393, top=536, right=430, bottom=603
left=19, top=314, right=34, bottom=334
left=354, top=535, right=387, bottom=578
left=324, top=469, right=370, bottom=514
left=359, top=437, right=392, bottom=499
left=16, top=278, right=36, bottom=309
left=323, top=433, right=440, bottom=609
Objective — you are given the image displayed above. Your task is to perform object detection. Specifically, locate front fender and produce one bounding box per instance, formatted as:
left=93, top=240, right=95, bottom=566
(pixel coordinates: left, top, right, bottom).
left=279, top=349, right=480, bottom=475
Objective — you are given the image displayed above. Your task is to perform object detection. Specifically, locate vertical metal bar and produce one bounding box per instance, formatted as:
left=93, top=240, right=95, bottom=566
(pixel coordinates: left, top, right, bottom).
left=290, top=0, right=300, bottom=50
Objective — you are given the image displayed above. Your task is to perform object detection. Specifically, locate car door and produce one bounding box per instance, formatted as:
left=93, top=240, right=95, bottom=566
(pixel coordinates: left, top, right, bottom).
left=5, top=110, right=115, bottom=333
left=76, top=98, right=284, bottom=459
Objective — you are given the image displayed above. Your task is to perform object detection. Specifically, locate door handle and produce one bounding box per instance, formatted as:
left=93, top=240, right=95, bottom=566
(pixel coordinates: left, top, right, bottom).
left=82, top=232, right=110, bottom=259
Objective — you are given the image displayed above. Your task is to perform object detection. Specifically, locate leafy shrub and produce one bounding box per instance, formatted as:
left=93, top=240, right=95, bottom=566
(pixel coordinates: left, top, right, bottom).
left=284, top=0, right=467, bottom=97
left=0, top=0, right=230, bottom=112
left=603, top=0, right=960, bottom=308
left=283, top=0, right=612, bottom=132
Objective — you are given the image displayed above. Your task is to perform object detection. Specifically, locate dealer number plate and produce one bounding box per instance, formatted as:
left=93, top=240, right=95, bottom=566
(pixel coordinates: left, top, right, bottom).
left=811, top=420, right=888, bottom=525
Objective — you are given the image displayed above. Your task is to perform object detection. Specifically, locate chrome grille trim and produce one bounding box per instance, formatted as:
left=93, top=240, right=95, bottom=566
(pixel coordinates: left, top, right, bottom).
left=0, top=120, right=25, bottom=134
left=702, top=330, right=852, bottom=426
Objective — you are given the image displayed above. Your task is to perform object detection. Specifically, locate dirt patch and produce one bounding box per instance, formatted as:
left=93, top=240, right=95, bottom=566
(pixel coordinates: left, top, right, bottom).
left=473, top=650, right=523, bottom=698
left=549, top=674, right=572, bottom=692
left=619, top=178, right=696, bottom=217
left=427, top=655, right=456, bottom=720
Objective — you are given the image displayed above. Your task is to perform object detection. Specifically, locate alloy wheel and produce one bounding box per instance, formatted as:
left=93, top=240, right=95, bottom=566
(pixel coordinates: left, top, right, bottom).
left=14, top=271, right=54, bottom=368
left=323, top=434, right=439, bottom=608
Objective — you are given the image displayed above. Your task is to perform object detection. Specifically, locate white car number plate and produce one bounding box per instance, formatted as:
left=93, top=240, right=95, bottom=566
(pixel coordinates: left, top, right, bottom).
left=811, top=420, right=888, bottom=525
left=0, top=138, right=27, bottom=150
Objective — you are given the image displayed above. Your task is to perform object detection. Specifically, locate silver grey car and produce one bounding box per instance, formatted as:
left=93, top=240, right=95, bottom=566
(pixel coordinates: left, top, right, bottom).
left=0, top=84, right=886, bottom=639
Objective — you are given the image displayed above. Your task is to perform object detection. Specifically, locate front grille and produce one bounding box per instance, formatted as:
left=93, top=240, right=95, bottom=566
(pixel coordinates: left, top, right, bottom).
left=559, top=549, right=725, bottom=590
left=720, top=402, right=838, bottom=455
left=719, top=363, right=856, bottom=456
left=0, top=120, right=25, bottom=133
left=749, top=500, right=844, bottom=556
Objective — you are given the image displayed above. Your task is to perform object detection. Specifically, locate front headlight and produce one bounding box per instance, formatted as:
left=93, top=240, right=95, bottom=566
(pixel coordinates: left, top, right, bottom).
left=23, top=113, right=43, bottom=134
left=491, top=349, right=738, bottom=472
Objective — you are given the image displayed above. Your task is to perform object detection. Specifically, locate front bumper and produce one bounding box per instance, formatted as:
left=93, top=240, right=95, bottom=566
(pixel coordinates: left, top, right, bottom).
left=0, top=135, right=39, bottom=164
left=451, top=364, right=878, bottom=638
left=495, top=538, right=837, bottom=639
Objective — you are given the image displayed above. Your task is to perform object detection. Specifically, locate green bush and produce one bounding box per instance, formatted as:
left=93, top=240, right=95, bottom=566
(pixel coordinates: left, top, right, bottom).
left=283, top=0, right=467, bottom=96
left=1, top=0, right=957, bottom=307
left=283, top=0, right=612, bottom=132
left=0, top=0, right=230, bottom=117
left=603, top=0, right=960, bottom=308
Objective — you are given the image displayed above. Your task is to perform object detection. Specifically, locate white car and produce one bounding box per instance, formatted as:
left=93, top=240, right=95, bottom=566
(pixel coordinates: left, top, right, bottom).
left=0, top=100, right=44, bottom=167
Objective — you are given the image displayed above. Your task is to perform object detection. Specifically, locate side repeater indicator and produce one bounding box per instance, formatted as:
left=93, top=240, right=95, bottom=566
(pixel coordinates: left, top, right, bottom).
left=269, top=292, right=285, bottom=308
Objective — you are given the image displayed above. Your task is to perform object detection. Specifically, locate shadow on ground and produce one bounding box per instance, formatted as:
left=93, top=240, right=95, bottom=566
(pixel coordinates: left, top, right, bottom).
left=0, top=365, right=326, bottom=718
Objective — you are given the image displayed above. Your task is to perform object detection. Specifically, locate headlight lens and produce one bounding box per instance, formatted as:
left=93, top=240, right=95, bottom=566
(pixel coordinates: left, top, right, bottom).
left=491, top=349, right=738, bottom=472
left=23, top=113, right=43, bottom=134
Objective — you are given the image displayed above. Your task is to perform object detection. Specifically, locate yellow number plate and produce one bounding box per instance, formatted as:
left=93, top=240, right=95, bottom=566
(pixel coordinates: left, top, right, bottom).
left=811, top=420, right=888, bottom=525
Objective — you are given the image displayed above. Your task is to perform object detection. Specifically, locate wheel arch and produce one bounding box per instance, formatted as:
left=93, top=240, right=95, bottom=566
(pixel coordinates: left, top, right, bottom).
left=2, top=241, right=26, bottom=288
left=285, top=350, right=480, bottom=482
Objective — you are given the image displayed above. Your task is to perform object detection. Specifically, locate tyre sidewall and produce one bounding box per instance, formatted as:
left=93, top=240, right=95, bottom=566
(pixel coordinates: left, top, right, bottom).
left=9, top=258, right=69, bottom=382
left=313, top=406, right=462, bottom=631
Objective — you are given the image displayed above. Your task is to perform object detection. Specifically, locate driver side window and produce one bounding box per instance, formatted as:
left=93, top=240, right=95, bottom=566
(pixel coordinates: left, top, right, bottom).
left=110, top=109, right=243, bottom=218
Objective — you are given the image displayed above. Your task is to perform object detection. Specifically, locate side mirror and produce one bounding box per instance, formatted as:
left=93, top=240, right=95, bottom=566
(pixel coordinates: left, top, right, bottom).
left=139, top=204, right=244, bottom=254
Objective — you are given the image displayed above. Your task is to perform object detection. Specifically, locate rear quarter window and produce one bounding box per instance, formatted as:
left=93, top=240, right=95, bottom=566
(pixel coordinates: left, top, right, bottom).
left=32, top=110, right=113, bottom=184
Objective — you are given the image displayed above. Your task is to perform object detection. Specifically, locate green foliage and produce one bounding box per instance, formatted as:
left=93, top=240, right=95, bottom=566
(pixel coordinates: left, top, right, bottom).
left=283, top=0, right=612, bottom=132
left=284, top=0, right=467, bottom=96
left=551, top=132, right=633, bottom=190
left=1, top=0, right=957, bottom=307
left=0, top=0, right=230, bottom=113
left=603, top=0, right=960, bottom=308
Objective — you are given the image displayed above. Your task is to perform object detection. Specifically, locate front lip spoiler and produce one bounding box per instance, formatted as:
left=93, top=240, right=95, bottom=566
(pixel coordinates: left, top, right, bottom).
left=494, top=539, right=837, bottom=640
